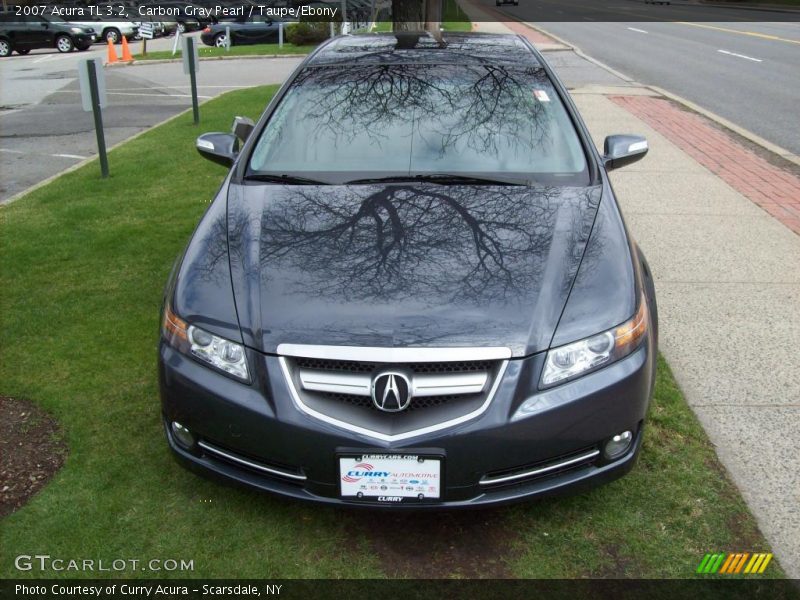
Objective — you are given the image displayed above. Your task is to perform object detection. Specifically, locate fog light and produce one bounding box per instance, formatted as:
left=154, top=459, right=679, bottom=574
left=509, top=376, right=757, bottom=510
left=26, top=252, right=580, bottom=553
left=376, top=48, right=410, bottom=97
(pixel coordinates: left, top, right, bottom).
left=171, top=421, right=195, bottom=448
left=603, top=430, right=633, bottom=460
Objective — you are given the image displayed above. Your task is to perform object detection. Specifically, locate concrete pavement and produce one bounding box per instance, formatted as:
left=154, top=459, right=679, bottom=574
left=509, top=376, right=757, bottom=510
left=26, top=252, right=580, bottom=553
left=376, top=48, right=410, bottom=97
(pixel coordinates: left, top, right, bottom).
left=469, top=12, right=800, bottom=577
left=0, top=49, right=303, bottom=203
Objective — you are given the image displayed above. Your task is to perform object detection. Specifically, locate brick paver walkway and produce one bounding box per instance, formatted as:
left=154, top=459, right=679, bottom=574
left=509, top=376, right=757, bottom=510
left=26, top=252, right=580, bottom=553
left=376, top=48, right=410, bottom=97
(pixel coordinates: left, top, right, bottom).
left=610, top=95, right=800, bottom=235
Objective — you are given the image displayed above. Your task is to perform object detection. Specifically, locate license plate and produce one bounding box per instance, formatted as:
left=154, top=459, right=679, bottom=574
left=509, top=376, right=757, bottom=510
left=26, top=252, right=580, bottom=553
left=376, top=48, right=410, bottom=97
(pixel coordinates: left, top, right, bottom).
left=339, top=453, right=441, bottom=502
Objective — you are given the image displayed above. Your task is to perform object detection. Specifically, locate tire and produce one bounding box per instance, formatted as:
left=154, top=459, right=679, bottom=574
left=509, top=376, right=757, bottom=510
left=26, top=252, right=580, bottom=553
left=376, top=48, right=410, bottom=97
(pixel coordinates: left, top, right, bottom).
left=56, top=35, right=74, bottom=53
left=177, top=21, right=186, bottom=34
left=17, top=48, right=31, bottom=55
left=213, top=33, right=228, bottom=48
left=0, top=38, right=12, bottom=57
left=105, top=28, right=121, bottom=44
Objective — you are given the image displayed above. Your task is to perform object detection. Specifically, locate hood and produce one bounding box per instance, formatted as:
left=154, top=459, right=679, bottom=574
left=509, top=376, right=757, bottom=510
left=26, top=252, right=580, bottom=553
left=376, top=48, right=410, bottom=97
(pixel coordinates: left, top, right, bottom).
left=227, top=182, right=602, bottom=357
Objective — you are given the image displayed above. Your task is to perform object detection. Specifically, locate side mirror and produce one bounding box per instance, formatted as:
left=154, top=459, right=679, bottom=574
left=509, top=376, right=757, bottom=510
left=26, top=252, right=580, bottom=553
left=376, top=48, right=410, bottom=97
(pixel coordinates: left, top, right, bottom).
left=196, top=133, right=239, bottom=167
left=603, top=135, right=648, bottom=170
left=231, top=116, right=255, bottom=142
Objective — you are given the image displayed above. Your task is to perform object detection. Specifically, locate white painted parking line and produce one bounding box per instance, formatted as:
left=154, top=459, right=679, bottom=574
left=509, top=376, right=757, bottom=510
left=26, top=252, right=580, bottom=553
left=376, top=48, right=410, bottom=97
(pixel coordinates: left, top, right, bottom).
left=53, top=90, right=213, bottom=99
left=627, top=27, right=649, bottom=34
left=0, top=148, right=87, bottom=160
left=717, top=49, right=763, bottom=62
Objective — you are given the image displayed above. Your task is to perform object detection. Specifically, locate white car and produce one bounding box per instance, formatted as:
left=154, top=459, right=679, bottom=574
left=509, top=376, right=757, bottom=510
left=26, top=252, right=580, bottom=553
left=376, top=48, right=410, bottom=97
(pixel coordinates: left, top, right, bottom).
left=67, top=19, right=138, bottom=44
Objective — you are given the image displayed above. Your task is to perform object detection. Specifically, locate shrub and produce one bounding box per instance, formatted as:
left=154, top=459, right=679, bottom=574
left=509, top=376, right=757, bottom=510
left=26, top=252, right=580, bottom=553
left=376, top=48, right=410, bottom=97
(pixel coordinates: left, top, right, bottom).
left=285, top=22, right=331, bottom=46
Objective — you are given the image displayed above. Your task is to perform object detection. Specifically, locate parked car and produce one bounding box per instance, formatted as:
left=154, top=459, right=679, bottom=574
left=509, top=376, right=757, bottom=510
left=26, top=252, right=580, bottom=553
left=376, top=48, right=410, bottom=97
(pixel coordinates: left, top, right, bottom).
left=200, top=16, right=282, bottom=47
left=160, top=33, right=658, bottom=508
left=0, top=12, right=94, bottom=56
left=65, top=17, right=138, bottom=43
left=92, top=2, right=176, bottom=36
left=135, top=1, right=207, bottom=32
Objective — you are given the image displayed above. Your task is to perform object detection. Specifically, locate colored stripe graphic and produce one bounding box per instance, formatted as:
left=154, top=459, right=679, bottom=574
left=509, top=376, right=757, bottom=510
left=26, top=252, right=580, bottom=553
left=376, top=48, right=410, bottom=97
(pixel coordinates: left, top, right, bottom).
left=697, top=554, right=713, bottom=573
left=758, top=554, right=773, bottom=574
left=697, top=552, right=773, bottom=574
left=733, top=553, right=750, bottom=574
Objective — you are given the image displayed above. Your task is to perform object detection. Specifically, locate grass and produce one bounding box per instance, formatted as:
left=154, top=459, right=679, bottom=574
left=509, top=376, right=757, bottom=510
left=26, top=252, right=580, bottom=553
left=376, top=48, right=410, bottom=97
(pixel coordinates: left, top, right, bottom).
left=136, top=43, right=317, bottom=61
left=0, top=85, right=782, bottom=579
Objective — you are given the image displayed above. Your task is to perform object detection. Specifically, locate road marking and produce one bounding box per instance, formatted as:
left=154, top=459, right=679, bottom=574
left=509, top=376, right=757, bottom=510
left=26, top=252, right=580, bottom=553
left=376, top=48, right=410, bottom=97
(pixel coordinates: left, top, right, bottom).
left=0, top=148, right=86, bottom=160
left=53, top=90, right=213, bottom=99
left=678, top=21, right=800, bottom=46
left=627, top=27, right=649, bottom=34
left=718, top=49, right=763, bottom=62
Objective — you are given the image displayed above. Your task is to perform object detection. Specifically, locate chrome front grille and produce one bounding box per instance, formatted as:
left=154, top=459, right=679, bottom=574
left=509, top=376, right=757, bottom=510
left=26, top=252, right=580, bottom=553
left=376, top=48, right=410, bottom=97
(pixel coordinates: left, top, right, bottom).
left=297, top=363, right=490, bottom=403
left=278, top=346, right=510, bottom=442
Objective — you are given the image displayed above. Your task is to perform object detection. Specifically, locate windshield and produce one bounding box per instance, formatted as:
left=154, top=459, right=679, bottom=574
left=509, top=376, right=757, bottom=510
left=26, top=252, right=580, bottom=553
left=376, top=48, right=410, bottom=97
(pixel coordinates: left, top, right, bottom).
left=247, top=64, right=589, bottom=185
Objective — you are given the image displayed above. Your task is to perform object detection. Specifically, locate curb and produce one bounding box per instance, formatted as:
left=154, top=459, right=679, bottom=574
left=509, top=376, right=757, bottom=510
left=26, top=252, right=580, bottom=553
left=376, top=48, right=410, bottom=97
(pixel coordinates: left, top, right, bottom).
left=1, top=100, right=200, bottom=207
left=107, top=53, right=309, bottom=67
left=520, top=20, right=800, bottom=167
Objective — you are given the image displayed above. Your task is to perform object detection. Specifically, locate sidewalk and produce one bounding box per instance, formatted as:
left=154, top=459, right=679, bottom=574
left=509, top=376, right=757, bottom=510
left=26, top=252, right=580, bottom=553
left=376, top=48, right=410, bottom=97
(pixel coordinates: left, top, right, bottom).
left=466, top=13, right=800, bottom=579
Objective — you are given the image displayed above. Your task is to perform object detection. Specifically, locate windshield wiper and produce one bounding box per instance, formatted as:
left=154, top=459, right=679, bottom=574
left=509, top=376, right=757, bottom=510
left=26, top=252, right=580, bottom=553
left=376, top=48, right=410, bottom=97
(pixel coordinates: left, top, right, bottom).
left=243, top=173, right=329, bottom=185
left=344, top=173, right=532, bottom=186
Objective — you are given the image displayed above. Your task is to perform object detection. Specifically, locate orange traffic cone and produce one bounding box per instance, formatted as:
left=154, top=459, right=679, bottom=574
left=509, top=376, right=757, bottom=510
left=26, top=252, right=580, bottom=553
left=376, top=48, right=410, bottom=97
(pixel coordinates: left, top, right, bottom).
left=107, top=38, right=118, bottom=64
left=120, top=35, right=133, bottom=61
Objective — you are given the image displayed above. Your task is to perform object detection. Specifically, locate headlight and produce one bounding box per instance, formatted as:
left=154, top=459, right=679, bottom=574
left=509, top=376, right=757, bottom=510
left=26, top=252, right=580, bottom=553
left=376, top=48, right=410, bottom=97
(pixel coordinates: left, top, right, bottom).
left=540, top=295, right=648, bottom=388
left=163, top=304, right=250, bottom=382
left=71, top=27, right=84, bottom=33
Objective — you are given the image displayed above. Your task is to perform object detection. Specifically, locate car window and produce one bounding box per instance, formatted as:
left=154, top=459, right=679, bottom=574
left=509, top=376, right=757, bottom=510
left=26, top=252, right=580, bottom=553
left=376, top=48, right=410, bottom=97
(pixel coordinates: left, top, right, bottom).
left=248, top=64, right=589, bottom=185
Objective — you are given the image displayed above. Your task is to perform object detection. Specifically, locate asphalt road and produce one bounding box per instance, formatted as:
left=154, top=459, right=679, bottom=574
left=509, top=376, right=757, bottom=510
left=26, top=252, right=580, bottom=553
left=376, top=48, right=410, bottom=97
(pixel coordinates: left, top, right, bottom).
left=0, top=34, right=302, bottom=203
left=485, top=0, right=800, bottom=154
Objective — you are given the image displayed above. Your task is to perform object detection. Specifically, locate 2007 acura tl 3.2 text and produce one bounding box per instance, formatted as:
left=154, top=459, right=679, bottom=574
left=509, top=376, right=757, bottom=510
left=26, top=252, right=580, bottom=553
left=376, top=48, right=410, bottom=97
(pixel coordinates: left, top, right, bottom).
left=159, top=33, right=658, bottom=507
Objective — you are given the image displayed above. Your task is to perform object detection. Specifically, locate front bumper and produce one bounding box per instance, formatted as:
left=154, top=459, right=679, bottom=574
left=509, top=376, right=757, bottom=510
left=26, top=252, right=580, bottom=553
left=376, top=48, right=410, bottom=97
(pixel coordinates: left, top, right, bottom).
left=159, top=340, right=655, bottom=508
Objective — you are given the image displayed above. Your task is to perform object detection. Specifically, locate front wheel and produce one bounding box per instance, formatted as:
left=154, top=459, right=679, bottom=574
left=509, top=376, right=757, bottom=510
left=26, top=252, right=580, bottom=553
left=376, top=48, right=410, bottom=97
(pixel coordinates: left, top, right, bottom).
left=177, top=22, right=186, bottom=34
left=213, top=33, right=228, bottom=48
left=0, top=39, right=11, bottom=57
left=56, top=35, right=74, bottom=53
left=105, top=28, right=121, bottom=44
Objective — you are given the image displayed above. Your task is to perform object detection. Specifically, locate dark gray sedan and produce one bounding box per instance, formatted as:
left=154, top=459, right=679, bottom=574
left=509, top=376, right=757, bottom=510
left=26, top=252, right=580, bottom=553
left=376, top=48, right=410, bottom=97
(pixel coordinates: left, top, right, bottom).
left=159, top=33, right=658, bottom=508
left=200, top=16, right=282, bottom=47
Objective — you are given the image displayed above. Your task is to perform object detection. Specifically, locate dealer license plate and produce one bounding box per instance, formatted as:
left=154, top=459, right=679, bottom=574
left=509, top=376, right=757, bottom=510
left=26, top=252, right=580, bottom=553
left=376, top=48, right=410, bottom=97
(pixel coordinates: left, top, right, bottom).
left=339, top=454, right=441, bottom=502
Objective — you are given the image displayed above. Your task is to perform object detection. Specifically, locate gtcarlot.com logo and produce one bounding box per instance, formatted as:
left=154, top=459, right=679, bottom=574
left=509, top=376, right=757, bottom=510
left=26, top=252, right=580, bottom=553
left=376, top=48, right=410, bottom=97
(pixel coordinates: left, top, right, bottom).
left=697, top=552, right=773, bottom=574
left=14, top=555, right=194, bottom=572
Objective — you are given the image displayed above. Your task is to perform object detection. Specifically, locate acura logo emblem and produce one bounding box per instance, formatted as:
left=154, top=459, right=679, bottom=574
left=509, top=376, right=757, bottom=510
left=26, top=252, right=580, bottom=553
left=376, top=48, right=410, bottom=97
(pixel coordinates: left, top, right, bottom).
left=371, top=372, right=412, bottom=412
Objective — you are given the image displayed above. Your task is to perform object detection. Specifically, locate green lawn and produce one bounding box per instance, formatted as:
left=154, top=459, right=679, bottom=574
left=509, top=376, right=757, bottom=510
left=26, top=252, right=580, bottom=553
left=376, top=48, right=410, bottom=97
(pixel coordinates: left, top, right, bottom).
left=0, top=85, right=781, bottom=579
left=136, top=43, right=317, bottom=61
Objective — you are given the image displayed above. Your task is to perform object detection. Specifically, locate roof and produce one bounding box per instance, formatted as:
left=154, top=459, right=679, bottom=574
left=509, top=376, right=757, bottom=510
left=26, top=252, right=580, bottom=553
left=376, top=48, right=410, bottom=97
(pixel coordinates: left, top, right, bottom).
left=306, top=32, right=541, bottom=68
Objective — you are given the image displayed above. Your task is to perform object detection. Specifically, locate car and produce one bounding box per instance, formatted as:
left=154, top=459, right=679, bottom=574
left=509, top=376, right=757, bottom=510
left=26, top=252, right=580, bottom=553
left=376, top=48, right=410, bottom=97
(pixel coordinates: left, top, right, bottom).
left=159, top=32, right=658, bottom=508
left=65, top=17, right=139, bottom=43
left=0, top=12, right=94, bottom=56
left=136, top=1, right=208, bottom=32
left=200, top=16, right=283, bottom=47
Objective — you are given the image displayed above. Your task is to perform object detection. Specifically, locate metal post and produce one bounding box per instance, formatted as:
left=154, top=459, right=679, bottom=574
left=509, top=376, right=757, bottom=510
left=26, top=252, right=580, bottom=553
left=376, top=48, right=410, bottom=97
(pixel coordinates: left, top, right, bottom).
left=225, top=25, right=231, bottom=52
left=330, top=21, right=335, bottom=38
left=278, top=22, right=283, bottom=48
left=87, top=60, right=109, bottom=178
left=187, top=37, right=199, bottom=124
